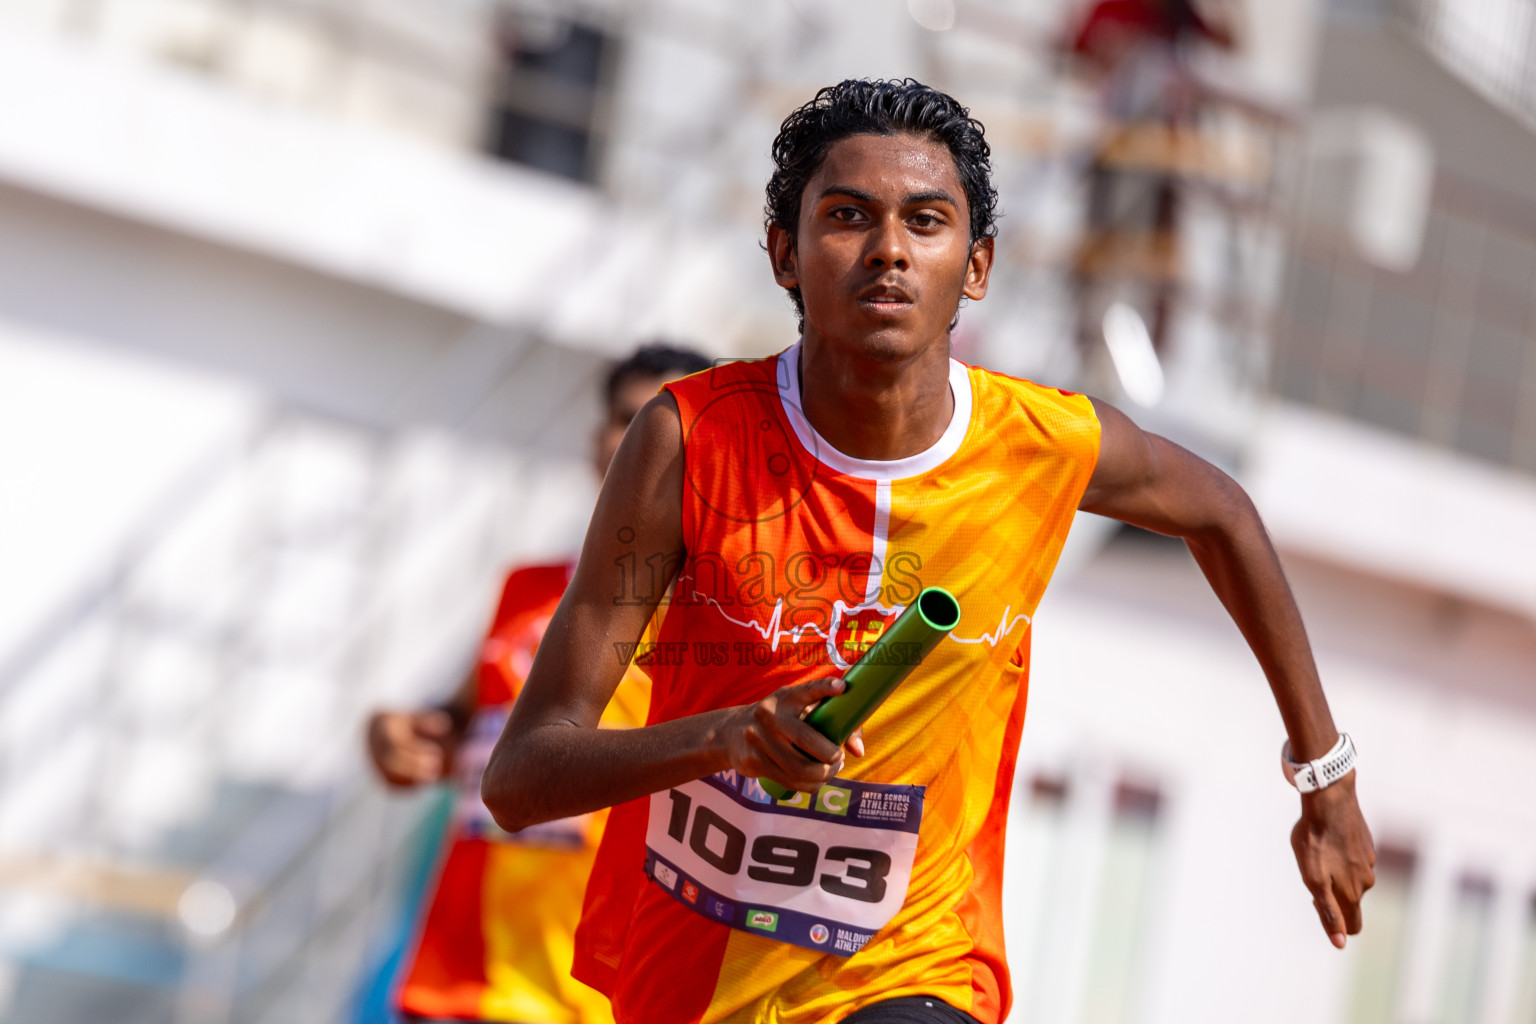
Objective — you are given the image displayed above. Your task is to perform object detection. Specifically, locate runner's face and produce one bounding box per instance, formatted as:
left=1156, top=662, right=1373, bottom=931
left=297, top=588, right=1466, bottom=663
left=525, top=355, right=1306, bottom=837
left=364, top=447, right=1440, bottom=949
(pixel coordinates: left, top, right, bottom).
left=771, top=132, right=991, bottom=361
left=596, top=372, right=675, bottom=477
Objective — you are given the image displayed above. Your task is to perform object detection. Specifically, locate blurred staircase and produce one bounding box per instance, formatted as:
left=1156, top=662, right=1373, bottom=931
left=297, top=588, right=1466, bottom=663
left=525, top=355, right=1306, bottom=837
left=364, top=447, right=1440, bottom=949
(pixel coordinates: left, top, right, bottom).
left=0, top=403, right=594, bottom=1024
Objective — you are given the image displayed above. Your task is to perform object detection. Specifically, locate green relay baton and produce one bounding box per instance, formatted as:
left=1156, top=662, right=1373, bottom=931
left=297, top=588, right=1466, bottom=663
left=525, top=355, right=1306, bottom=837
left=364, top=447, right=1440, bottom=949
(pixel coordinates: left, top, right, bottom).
left=758, top=586, right=961, bottom=801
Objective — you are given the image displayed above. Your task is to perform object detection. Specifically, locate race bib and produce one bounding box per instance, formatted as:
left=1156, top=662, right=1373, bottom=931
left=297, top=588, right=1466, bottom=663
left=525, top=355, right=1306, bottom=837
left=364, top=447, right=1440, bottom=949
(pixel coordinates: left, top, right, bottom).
left=456, top=707, right=591, bottom=848
left=644, top=770, right=924, bottom=956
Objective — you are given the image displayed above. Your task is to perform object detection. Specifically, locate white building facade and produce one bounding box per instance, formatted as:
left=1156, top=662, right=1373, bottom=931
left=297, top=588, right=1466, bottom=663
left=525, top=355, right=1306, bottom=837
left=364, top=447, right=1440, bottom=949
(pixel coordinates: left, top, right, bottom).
left=0, top=1, right=1532, bottom=1022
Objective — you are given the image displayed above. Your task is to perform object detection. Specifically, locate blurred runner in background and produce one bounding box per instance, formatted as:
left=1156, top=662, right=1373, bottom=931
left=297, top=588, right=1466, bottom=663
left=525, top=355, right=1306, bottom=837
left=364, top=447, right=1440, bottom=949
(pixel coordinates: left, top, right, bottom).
left=366, top=342, right=711, bottom=1024
left=1063, top=0, right=1240, bottom=353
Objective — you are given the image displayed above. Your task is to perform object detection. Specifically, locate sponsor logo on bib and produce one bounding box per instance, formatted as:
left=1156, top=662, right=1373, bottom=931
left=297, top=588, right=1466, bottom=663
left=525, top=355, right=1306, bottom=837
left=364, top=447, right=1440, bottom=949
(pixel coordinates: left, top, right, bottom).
left=747, top=910, right=779, bottom=933
left=816, top=783, right=851, bottom=816
left=681, top=881, right=699, bottom=904
left=833, top=927, right=874, bottom=955
left=809, top=923, right=830, bottom=945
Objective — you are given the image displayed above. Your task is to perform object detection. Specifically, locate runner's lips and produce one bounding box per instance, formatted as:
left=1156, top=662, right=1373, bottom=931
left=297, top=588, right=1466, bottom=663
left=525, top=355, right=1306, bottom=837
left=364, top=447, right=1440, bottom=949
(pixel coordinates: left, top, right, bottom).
left=857, top=284, right=915, bottom=313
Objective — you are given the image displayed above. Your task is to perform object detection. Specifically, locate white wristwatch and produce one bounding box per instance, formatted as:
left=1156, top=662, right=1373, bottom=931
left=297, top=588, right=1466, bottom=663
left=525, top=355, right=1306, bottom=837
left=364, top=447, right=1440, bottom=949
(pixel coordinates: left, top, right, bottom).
left=1281, top=733, right=1357, bottom=793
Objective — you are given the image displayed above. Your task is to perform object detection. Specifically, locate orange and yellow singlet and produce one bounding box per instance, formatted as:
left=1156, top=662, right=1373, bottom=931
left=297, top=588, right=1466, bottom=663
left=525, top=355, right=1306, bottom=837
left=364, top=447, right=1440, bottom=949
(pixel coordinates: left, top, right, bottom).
left=401, top=564, right=651, bottom=1024
left=574, top=343, right=1100, bottom=1024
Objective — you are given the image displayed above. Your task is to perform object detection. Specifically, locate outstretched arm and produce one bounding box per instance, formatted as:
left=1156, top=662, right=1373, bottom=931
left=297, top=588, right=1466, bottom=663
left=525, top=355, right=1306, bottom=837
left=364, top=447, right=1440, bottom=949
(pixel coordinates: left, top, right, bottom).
left=480, top=392, right=861, bottom=834
left=1081, top=398, right=1375, bottom=948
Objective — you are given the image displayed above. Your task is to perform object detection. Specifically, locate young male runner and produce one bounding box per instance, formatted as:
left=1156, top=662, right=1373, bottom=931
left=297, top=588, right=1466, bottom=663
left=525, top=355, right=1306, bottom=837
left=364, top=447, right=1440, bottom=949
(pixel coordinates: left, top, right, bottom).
left=481, top=79, right=1375, bottom=1024
left=366, top=343, right=710, bottom=1024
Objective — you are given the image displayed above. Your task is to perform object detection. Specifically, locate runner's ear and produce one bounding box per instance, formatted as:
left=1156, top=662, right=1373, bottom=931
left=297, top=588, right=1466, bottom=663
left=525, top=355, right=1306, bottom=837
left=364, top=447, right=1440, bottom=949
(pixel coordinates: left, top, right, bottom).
left=768, top=222, right=800, bottom=291
left=962, top=236, right=994, bottom=301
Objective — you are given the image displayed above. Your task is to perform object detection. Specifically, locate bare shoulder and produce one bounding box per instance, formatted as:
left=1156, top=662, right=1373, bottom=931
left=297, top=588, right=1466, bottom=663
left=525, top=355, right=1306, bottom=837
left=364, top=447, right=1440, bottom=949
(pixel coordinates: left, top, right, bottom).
left=573, top=389, right=687, bottom=604
left=1079, top=397, right=1249, bottom=535
left=1080, top=396, right=1156, bottom=507
left=628, top=390, right=684, bottom=461
left=604, top=390, right=685, bottom=513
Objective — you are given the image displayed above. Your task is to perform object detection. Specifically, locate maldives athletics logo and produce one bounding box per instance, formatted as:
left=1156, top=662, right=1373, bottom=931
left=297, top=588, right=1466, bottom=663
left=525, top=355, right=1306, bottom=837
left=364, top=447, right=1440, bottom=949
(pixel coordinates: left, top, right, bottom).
left=809, top=923, right=831, bottom=945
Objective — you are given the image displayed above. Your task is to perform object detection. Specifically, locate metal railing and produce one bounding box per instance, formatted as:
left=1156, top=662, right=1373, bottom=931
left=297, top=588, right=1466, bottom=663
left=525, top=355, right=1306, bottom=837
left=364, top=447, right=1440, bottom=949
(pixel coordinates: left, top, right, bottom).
left=0, top=398, right=545, bottom=1022
left=1276, top=161, right=1536, bottom=475
left=1403, top=0, right=1536, bottom=125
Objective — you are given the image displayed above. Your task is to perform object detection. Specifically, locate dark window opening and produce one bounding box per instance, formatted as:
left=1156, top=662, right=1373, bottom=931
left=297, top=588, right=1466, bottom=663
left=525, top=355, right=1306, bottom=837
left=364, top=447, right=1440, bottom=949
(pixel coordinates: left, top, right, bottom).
left=485, top=16, right=612, bottom=183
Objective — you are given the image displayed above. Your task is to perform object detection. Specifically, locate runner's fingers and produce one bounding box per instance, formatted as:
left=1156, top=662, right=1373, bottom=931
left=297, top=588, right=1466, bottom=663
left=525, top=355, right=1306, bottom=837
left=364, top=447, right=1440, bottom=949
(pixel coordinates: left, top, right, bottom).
left=1313, top=891, right=1347, bottom=948
left=386, top=747, right=431, bottom=781
left=751, top=702, right=832, bottom=765
left=419, top=746, right=450, bottom=780
left=367, top=711, right=402, bottom=750
left=1336, top=879, right=1365, bottom=935
left=781, top=715, right=846, bottom=767
left=744, top=678, right=850, bottom=786
left=753, top=688, right=843, bottom=765
left=743, top=708, right=835, bottom=786
left=414, top=709, right=454, bottom=738
left=782, top=675, right=846, bottom=712
left=383, top=713, right=434, bottom=755
left=748, top=741, right=796, bottom=788
left=367, top=711, right=446, bottom=786
left=756, top=735, right=837, bottom=792
left=381, top=750, right=430, bottom=786
left=397, top=731, right=448, bottom=774
left=845, top=727, right=865, bottom=759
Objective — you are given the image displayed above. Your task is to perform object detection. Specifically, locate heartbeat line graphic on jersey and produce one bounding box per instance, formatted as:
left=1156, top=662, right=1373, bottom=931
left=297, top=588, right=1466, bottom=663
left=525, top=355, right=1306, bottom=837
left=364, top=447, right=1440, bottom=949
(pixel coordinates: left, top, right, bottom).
left=948, top=605, right=1031, bottom=646
left=674, top=573, right=1028, bottom=662
left=674, top=570, right=901, bottom=664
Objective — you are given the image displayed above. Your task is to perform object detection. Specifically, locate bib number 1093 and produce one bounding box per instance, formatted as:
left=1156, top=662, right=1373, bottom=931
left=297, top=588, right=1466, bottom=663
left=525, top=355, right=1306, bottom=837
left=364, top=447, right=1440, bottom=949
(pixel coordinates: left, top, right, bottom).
left=664, top=788, right=890, bottom=903
left=643, top=772, right=922, bottom=955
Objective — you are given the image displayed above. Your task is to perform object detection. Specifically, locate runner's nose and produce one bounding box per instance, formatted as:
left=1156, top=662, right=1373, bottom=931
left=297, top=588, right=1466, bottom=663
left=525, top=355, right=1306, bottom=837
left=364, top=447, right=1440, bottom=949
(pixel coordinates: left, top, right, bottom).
left=865, top=213, right=910, bottom=271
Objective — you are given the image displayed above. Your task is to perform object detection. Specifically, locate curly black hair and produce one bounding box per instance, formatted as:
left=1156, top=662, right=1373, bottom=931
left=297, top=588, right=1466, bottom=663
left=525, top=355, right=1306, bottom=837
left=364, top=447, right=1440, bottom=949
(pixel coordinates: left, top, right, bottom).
left=605, top=342, right=712, bottom=409
left=765, top=79, right=999, bottom=324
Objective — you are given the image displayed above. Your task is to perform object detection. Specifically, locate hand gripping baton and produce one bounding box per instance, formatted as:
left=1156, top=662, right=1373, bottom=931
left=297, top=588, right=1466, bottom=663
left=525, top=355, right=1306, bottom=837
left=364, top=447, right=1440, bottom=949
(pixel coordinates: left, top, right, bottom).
left=758, top=586, right=961, bottom=801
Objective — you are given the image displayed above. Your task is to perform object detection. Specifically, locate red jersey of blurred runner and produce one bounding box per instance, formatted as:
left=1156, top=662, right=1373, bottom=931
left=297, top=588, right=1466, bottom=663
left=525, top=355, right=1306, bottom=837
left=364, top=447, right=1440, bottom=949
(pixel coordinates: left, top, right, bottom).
left=400, top=563, right=652, bottom=1024
left=1071, top=0, right=1219, bottom=58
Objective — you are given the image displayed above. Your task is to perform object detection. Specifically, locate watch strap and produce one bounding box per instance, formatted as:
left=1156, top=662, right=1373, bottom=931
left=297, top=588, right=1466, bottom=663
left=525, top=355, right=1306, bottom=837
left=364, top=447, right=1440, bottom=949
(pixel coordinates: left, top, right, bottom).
left=1281, top=733, right=1356, bottom=793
